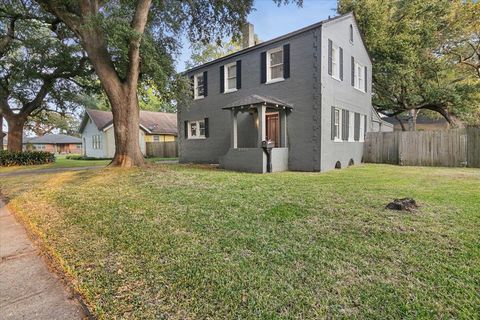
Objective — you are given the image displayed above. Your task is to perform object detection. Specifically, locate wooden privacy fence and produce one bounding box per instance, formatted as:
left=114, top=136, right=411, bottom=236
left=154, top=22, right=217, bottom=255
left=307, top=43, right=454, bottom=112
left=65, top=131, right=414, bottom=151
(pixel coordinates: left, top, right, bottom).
left=364, top=128, right=480, bottom=168
left=146, top=141, right=178, bottom=158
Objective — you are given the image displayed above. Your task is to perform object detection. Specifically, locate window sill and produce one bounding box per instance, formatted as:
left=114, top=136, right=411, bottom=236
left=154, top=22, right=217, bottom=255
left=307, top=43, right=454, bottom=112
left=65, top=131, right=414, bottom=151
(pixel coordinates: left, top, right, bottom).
left=194, top=96, right=204, bottom=100
left=333, top=138, right=343, bottom=142
left=353, top=87, right=366, bottom=93
left=265, top=78, right=285, bottom=85
left=331, top=76, right=342, bottom=82
left=224, top=89, right=237, bottom=94
left=187, top=136, right=206, bottom=140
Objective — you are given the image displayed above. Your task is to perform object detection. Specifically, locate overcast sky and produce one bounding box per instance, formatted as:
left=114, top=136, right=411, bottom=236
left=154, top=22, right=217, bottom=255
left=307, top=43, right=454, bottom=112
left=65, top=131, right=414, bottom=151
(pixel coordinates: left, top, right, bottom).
left=175, top=0, right=338, bottom=71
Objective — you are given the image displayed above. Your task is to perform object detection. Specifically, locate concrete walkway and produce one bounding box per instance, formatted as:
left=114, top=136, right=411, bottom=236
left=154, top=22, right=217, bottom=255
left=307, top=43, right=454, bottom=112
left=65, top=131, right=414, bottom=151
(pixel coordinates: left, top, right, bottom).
left=0, top=199, right=86, bottom=319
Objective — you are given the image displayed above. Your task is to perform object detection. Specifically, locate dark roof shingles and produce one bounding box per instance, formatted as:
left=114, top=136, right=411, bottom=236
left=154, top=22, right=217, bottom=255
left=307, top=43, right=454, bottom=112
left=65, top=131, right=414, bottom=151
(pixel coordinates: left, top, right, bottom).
left=86, top=109, right=177, bottom=135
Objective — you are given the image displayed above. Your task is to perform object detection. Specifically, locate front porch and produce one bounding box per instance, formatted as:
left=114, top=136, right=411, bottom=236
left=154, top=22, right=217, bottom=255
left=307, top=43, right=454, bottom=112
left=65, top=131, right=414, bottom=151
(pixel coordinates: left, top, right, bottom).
left=219, top=95, right=292, bottom=173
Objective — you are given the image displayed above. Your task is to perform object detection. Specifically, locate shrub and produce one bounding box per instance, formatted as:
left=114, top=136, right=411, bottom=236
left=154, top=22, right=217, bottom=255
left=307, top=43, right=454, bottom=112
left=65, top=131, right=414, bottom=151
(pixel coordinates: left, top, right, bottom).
left=65, top=154, right=111, bottom=161
left=65, top=154, right=83, bottom=160
left=0, top=150, right=55, bottom=167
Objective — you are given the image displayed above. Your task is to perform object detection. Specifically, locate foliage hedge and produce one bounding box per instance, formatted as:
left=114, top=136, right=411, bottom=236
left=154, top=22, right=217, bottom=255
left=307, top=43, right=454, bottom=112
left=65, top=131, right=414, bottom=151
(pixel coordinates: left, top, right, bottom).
left=65, top=154, right=110, bottom=160
left=0, top=151, right=55, bottom=167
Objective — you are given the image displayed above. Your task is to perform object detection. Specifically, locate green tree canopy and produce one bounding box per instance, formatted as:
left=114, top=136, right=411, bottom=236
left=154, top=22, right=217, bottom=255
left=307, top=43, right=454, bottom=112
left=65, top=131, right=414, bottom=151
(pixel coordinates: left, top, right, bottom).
left=0, top=1, right=93, bottom=150
left=338, top=0, right=480, bottom=129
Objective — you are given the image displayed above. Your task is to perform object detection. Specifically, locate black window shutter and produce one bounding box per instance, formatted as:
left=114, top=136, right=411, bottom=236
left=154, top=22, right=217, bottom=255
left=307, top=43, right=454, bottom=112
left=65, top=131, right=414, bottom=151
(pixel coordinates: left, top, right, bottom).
left=219, top=66, right=224, bottom=93
left=184, top=120, right=188, bottom=139
left=364, top=66, right=368, bottom=92
left=260, top=52, right=266, bottom=83
left=203, top=71, right=208, bottom=96
left=354, top=112, right=360, bottom=141
left=204, top=118, right=209, bottom=138
left=190, top=75, right=194, bottom=97
left=346, top=111, right=350, bottom=139
left=342, top=110, right=348, bottom=141
left=328, top=39, right=333, bottom=76
left=364, top=114, right=367, bottom=134
left=331, top=106, right=335, bottom=140
left=236, top=60, right=242, bottom=89
left=351, top=56, right=355, bottom=86
left=283, top=44, right=290, bottom=79
left=339, top=47, right=344, bottom=81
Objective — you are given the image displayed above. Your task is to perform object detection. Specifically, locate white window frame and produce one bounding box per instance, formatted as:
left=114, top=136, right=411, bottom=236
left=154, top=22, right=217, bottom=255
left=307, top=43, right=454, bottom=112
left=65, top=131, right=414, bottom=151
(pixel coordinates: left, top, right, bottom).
left=153, top=135, right=160, bottom=142
left=34, top=144, right=46, bottom=150
left=224, top=62, right=237, bottom=93
left=331, top=44, right=341, bottom=81
left=334, top=108, right=342, bottom=142
left=348, top=111, right=355, bottom=141
left=194, top=73, right=204, bottom=100
left=359, top=114, right=365, bottom=142
left=354, top=62, right=366, bottom=92
left=188, top=120, right=206, bottom=139
left=266, top=46, right=284, bottom=84
left=92, top=135, right=101, bottom=149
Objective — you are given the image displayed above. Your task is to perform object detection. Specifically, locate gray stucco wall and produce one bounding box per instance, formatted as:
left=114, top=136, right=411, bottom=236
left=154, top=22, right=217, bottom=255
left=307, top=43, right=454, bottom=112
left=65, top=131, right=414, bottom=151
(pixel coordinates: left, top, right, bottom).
left=179, top=29, right=318, bottom=171
left=319, top=15, right=373, bottom=171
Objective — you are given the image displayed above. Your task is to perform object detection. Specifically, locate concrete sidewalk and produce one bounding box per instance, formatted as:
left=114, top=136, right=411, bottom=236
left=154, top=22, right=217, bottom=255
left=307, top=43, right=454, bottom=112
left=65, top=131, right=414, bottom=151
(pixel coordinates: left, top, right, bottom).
left=0, top=200, right=86, bottom=319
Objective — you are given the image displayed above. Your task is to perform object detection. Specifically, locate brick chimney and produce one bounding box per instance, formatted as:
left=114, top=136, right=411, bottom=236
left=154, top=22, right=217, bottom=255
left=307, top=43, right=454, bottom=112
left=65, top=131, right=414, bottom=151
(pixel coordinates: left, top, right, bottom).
left=241, top=23, right=255, bottom=49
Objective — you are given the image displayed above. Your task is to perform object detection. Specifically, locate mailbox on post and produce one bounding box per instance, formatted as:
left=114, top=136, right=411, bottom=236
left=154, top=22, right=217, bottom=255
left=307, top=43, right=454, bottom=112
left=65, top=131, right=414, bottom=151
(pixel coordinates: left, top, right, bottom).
left=261, top=140, right=275, bottom=173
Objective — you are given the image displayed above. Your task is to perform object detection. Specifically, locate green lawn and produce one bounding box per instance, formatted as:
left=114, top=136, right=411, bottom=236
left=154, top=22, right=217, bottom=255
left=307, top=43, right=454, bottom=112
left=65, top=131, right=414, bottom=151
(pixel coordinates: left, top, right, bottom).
left=0, top=155, right=177, bottom=173
left=0, top=164, right=478, bottom=319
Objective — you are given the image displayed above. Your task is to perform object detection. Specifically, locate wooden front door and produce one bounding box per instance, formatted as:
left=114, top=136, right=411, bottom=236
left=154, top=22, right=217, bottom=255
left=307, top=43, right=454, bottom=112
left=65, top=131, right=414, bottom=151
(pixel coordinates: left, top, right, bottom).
left=266, top=112, right=280, bottom=147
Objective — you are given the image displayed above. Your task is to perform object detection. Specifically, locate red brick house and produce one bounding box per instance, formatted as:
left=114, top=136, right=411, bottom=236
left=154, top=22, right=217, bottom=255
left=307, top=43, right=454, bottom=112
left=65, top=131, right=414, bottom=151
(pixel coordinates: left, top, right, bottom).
left=24, top=134, right=83, bottom=154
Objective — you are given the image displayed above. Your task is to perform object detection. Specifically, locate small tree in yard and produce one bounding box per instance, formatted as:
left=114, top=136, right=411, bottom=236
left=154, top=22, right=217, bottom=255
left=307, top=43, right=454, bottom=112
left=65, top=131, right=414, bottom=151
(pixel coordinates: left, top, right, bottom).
left=36, top=0, right=302, bottom=167
left=0, top=1, right=91, bottom=151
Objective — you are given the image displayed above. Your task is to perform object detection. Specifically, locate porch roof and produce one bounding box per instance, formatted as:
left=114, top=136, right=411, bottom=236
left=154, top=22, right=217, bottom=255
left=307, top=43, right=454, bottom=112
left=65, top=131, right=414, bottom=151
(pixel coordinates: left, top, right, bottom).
left=222, top=94, right=293, bottom=111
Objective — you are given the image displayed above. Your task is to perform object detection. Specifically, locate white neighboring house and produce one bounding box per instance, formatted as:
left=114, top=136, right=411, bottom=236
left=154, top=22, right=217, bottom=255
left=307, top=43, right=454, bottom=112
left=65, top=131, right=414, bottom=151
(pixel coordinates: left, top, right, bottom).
left=79, top=109, right=177, bottom=158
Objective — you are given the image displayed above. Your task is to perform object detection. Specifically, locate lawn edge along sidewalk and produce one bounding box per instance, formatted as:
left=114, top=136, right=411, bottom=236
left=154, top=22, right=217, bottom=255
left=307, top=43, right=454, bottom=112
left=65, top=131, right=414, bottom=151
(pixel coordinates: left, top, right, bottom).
left=0, top=196, right=93, bottom=319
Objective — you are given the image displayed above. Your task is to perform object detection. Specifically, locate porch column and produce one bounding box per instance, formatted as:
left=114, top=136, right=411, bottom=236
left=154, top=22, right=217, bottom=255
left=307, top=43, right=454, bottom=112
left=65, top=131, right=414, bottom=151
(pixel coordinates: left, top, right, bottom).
left=231, top=109, right=238, bottom=148
left=280, top=109, right=287, bottom=147
left=257, top=105, right=266, bottom=147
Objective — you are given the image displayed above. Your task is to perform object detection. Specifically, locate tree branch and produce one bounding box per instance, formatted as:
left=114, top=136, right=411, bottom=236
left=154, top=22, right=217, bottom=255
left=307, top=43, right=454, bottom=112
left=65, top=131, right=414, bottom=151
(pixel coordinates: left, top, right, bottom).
left=126, top=0, right=152, bottom=89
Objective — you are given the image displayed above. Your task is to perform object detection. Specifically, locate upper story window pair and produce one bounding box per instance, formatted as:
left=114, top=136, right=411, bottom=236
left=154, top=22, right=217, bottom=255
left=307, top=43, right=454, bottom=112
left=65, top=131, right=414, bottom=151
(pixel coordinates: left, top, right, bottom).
left=192, top=43, right=290, bottom=99
left=329, top=37, right=368, bottom=93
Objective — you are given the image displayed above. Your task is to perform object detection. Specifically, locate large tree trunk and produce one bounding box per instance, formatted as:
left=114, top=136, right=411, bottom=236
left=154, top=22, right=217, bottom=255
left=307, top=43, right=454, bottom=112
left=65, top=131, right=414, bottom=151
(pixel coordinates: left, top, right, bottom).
left=408, top=109, right=418, bottom=131
left=110, top=85, right=144, bottom=167
left=37, top=0, right=151, bottom=167
left=5, top=114, right=26, bottom=152
left=0, top=113, right=4, bottom=149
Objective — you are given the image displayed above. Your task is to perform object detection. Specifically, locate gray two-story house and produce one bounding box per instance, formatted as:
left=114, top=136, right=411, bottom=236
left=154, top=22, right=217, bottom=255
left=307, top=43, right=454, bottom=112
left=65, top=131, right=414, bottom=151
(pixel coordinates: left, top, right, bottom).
left=178, top=12, right=392, bottom=173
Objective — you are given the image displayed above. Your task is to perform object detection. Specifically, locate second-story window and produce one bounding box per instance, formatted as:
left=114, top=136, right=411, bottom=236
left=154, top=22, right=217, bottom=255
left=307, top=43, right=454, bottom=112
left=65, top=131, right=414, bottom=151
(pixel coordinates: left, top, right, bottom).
left=267, top=47, right=284, bottom=82
left=349, top=24, right=354, bottom=43
left=354, top=62, right=365, bottom=92
left=332, top=45, right=339, bottom=79
left=328, top=39, right=343, bottom=81
left=225, top=62, right=237, bottom=92
left=194, top=73, right=204, bottom=99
